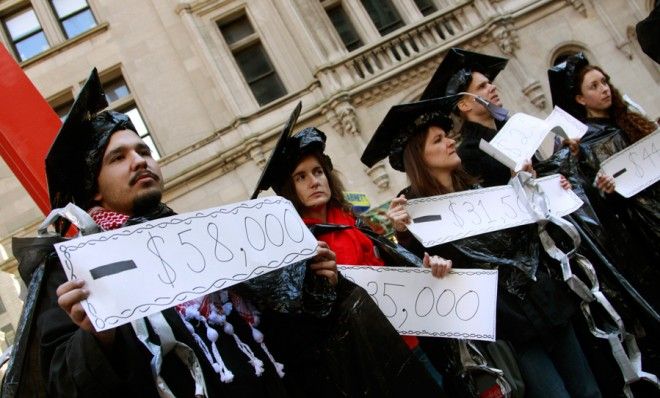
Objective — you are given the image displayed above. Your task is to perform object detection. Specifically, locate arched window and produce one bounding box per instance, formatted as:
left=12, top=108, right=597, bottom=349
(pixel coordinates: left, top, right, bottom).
left=549, top=44, right=591, bottom=67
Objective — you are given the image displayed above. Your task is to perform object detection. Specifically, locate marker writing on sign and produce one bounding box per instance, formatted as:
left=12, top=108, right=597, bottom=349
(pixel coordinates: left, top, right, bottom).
left=612, top=168, right=626, bottom=178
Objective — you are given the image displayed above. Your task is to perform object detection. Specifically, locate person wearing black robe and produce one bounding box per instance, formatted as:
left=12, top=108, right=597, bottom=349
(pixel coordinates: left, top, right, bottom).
left=10, top=71, right=444, bottom=398
left=362, top=96, right=602, bottom=398
left=419, top=48, right=513, bottom=187
left=547, top=53, right=660, bottom=393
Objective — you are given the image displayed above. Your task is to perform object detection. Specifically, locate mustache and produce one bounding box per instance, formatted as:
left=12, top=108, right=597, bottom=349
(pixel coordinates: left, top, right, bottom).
left=129, top=170, right=160, bottom=186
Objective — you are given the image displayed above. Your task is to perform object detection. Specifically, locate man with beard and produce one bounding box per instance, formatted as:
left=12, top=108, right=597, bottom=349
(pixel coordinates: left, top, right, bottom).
left=29, top=69, right=443, bottom=398
left=37, top=69, right=338, bottom=397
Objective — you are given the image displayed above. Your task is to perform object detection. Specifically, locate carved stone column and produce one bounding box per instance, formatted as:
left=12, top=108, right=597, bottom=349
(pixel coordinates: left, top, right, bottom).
left=489, top=18, right=547, bottom=110
left=589, top=0, right=634, bottom=59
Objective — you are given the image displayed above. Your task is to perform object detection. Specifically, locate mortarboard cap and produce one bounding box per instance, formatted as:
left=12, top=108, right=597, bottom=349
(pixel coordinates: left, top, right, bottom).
left=46, top=68, right=136, bottom=210
left=251, top=102, right=302, bottom=199
left=420, top=48, right=508, bottom=102
left=548, top=52, right=590, bottom=119
left=361, top=95, right=458, bottom=172
left=252, top=116, right=331, bottom=198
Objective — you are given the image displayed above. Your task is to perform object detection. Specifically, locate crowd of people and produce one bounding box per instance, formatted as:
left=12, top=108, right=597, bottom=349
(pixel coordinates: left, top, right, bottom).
left=3, top=25, right=659, bottom=398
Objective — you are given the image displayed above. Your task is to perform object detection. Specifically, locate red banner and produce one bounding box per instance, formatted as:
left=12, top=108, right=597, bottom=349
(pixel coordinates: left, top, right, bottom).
left=0, top=45, right=61, bottom=214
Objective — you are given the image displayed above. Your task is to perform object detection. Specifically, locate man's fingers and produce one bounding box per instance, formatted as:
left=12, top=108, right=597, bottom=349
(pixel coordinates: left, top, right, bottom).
left=314, top=245, right=336, bottom=262
left=70, top=303, right=88, bottom=324
left=56, top=279, right=84, bottom=297
left=57, top=287, right=89, bottom=313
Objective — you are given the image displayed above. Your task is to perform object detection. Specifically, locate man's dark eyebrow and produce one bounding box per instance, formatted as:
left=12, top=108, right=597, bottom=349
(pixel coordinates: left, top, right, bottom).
left=103, top=146, right=124, bottom=162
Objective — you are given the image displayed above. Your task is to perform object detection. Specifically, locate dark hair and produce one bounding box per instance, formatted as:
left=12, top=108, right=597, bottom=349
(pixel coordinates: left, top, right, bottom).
left=574, top=65, right=656, bottom=143
left=279, top=151, right=353, bottom=215
left=402, top=125, right=478, bottom=197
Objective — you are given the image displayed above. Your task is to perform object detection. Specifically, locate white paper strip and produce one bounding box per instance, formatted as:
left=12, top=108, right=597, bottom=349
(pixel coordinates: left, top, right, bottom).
left=479, top=109, right=587, bottom=169
left=406, top=175, right=583, bottom=247
left=54, top=197, right=318, bottom=331
left=544, top=106, right=588, bottom=140
left=599, top=129, right=660, bottom=198
left=339, top=266, right=498, bottom=341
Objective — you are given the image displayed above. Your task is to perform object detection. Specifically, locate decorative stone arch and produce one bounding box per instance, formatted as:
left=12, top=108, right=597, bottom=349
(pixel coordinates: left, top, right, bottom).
left=547, top=42, right=595, bottom=67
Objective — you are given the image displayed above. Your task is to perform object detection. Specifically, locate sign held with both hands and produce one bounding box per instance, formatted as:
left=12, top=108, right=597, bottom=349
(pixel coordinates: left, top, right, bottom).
left=405, top=175, right=583, bottom=247
left=599, top=129, right=660, bottom=198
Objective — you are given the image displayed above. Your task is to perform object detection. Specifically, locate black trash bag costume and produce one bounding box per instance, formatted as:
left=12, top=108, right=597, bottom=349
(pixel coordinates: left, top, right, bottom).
left=534, top=147, right=660, bottom=395
left=420, top=47, right=512, bottom=187
left=3, top=72, right=442, bottom=397
left=250, top=103, right=446, bottom=397
left=548, top=52, right=660, bottom=342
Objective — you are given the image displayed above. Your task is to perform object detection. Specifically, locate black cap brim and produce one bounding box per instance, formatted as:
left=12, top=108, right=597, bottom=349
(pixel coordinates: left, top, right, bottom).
left=250, top=101, right=302, bottom=199
left=361, top=96, right=458, bottom=171
left=45, top=68, right=108, bottom=209
left=420, top=48, right=508, bottom=100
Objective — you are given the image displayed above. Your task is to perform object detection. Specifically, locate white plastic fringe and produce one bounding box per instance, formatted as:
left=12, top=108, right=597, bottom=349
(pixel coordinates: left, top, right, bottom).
left=183, top=306, right=234, bottom=383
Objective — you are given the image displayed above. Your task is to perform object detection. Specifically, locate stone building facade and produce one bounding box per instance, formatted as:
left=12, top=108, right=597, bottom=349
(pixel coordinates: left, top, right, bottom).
left=0, top=0, right=658, bottom=353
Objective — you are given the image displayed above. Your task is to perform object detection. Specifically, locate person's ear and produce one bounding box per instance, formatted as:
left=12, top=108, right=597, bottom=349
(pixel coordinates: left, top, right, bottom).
left=457, top=98, right=471, bottom=113
left=575, top=94, right=586, bottom=107
left=94, top=192, right=102, bottom=202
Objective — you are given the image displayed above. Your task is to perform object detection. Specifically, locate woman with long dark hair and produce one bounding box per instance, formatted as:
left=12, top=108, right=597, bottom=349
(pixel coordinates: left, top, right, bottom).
left=251, top=108, right=449, bottom=396
left=362, top=96, right=601, bottom=398
left=548, top=53, right=660, bottom=310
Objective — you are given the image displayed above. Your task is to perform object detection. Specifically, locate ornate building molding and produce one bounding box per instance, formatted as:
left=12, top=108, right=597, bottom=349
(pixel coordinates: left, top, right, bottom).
left=565, top=0, right=587, bottom=17
left=487, top=18, right=547, bottom=110
left=322, top=97, right=391, bottom=190
left=590, top=0, right=634, bottom=59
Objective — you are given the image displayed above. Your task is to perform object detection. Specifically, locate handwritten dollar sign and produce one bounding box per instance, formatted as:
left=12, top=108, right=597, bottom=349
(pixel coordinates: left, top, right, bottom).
left=448, top=201, right=464, bottom=227
left=147, top=232, right=177, bottom=287
left=629, top=151, right=644, bottom=178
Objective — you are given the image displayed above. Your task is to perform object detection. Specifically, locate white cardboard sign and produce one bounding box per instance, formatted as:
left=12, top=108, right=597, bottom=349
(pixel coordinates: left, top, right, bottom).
left=599, top=129, right=660, bottom=198
left=406, top=175, right=583, bottom=247
left=339, top=266, right=498, bottom=341
left=54, top=197, right=318, bottom=331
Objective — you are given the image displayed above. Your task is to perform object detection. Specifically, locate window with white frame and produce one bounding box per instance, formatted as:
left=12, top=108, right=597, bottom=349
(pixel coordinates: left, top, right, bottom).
left=320, top=0, right=363, bottom=52
left=1, top=0, right=98, bottom=62
left=49, top=0, right=97, bottom=39
left=1, top=6, right=49, bottom=61
left=217, top=14, right=287, bottom=107
left=102, top=74, right=161, bottom=160
left=360, top=0, right=404, bottom=36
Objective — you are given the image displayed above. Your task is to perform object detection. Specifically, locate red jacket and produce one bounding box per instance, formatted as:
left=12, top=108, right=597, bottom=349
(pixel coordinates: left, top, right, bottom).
left=304, top=205, right=418, bottom=349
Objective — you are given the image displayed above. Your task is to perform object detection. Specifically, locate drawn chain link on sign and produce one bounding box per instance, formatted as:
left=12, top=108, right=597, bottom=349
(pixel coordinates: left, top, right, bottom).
left=599, top=129, right=660, bottom=198
left=55, top=197, right=318, bottom=331
left=406, top=174, right=583, bottom=247
left=339, top=266, right=498, bottom=341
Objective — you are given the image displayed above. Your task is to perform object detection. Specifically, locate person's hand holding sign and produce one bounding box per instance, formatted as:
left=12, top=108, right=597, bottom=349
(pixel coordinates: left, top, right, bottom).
left=57, top=279, right=116, bottom=346
left=310, top=241, right=338, bottom=285
left=388, top=194, right=411, bottom=232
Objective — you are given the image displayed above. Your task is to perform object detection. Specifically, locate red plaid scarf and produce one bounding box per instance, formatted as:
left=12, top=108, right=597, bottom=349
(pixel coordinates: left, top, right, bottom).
left=89, top=206, right=130, bottom=231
